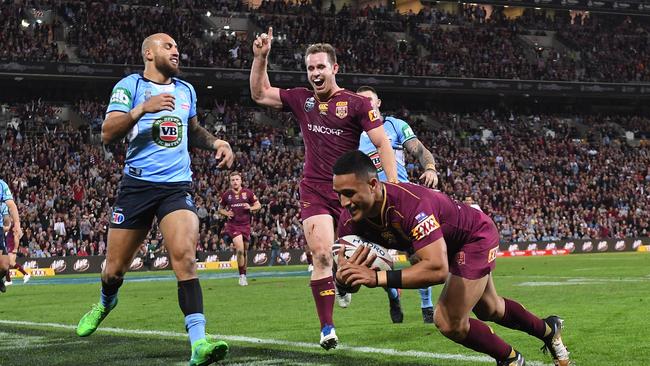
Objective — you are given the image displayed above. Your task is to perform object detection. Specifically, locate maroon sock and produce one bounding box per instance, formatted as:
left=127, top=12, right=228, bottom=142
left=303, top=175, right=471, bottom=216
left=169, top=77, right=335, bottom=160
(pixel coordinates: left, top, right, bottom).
left=310, top=276, right=335, bottom=328
left=457, top=318, right=512, bottom=361
left=306, top=253, right=313, bottom=265
left=238, top=265, right=246, bottom=275
left=14, top=264, right=28, bottom=276
left=496, top=298, right=547, bottom=339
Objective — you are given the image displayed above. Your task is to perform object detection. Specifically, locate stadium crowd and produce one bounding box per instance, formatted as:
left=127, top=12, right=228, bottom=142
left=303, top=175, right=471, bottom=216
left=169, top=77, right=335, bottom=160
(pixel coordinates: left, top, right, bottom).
left=5, top=1, right=650, bottom=82
left=2, top=98, right=649, bottom=258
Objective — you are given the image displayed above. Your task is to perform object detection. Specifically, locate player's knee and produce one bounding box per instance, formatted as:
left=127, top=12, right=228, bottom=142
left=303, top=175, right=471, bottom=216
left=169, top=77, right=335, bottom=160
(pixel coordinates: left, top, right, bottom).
left=434, top=312, right=469, bottom=341
left=236, top=249, right=245, bottom=257
left=473, top=306, right=498, bottom=322
left=312, top=251, right=332, bottom=269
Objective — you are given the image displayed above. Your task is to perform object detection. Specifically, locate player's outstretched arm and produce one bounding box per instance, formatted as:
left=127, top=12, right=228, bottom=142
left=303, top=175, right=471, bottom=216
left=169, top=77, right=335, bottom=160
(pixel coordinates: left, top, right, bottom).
left=404, top=138, right=438, bottom=188
left=102, top=93, right=175, bottom=145
left=250, top=27, right=283, bottom=109
left=367, top=126, right=399, bottom=183
left=188, top=117, right=234, bottom=168
left=340, top=239, right=448, bottom=289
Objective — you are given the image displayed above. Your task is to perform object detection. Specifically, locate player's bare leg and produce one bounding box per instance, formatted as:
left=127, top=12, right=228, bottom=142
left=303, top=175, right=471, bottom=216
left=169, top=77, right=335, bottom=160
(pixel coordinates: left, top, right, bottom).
left=232, top=235, right=248, bottom=286
left=77, top=228, right=148, bottom=336
left=160, top=210, right=228, bottom=364
left=303, top=214, right=338, bottom=350
left=473, top=274, right=570, bottom=366
left=435, top=274, right=524, bottom=365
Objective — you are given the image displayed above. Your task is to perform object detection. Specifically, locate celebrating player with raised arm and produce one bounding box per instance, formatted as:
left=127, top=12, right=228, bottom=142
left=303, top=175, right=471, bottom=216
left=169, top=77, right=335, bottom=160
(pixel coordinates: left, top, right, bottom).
left=75, top=33, right=233, bottom=366
left=333, top=151, right=571, bottom=366
left=250, top=27, right=398, bottom=350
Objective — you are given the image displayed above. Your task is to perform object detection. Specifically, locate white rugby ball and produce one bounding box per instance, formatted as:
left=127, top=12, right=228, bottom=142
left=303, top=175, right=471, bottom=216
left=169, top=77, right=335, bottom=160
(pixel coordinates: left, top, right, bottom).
left=332, top=235, right=393, bottom=271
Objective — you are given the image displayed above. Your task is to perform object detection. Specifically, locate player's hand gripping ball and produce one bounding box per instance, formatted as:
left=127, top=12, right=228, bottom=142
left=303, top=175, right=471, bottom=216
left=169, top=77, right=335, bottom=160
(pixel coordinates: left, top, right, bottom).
left=332, top=235, right=394, bottom=293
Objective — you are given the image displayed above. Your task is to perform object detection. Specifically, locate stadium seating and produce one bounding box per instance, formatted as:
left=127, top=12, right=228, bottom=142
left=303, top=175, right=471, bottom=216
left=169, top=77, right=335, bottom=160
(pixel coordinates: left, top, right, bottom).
left=4, top=1, right=650, bottom=82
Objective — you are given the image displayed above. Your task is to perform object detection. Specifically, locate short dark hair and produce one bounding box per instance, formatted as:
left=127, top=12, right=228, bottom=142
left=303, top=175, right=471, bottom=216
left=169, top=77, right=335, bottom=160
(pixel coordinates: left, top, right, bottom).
left=332, top=150, right=377, bottom=180
left=229, top=171, right=241, bottom=178
left=305, top=43, right=337, bottom=65
left=356, top=85, right=377, bottom=96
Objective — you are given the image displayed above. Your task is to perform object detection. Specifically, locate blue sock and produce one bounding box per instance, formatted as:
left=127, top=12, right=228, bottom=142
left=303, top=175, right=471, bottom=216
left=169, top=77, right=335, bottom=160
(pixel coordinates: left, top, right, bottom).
left=100, top=288, right=118, bottom=309
left=386, top=288, right=399, bottom=301
left=185, top=313, right=206, bottom=346
left=419, top=287, right=433, bottom=308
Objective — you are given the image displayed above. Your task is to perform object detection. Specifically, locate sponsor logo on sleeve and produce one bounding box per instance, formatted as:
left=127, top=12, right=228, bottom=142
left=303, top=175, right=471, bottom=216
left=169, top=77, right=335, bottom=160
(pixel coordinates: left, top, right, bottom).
left=410, top=214, right=440, bottom=241
left=109, top=87, right=132, bottom=107
left=368, top=110, right=380, bottom=122
left=402, top=125, right=415, bottom=139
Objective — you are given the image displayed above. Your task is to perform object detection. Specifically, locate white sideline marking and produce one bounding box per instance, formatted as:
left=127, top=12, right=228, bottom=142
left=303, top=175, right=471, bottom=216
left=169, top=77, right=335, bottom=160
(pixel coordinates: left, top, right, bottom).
left=0, top=319, right=552, bottom=365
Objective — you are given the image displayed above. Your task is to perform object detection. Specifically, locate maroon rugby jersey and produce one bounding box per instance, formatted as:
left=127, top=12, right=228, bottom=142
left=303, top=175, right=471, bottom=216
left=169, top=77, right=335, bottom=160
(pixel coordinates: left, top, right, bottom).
left=219, top=188, right=258, bottom=227
left=337, top=183, right=491, bottom=256
left=280, top=88, right=382, bottom=183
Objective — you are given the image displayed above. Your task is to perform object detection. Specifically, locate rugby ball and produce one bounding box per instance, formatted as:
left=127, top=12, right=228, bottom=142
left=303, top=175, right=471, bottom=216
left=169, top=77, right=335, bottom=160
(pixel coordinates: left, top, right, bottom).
left=332, top=235, right=394, bottom=271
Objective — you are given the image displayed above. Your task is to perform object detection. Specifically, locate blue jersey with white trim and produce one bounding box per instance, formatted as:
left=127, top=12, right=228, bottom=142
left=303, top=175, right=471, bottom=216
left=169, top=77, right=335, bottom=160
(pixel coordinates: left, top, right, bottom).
left=358, top=116, right=417, bottom=182
left=0, top=179, right=14, bottom=228
left=106, top=73, right=197, bottom=183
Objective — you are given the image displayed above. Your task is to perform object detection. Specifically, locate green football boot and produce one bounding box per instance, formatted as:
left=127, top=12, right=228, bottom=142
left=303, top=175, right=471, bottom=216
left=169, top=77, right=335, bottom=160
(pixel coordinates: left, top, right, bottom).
left=189, top=338, right=229, bottom=366
left=76, top=300, right=117, bottom=337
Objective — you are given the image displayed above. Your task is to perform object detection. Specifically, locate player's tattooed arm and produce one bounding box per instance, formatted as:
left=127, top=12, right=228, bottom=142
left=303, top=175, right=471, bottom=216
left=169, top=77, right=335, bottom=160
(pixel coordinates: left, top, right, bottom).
left=188, top=117, right=234, bottom=168
left=404, top=138, right=438, bottom=188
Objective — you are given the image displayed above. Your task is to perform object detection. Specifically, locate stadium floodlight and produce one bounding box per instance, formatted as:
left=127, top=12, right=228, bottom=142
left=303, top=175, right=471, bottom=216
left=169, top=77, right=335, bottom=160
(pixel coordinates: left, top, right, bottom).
left=206, top=11, right=211, bottom=17
left=21, top=19, right=30, bottom=28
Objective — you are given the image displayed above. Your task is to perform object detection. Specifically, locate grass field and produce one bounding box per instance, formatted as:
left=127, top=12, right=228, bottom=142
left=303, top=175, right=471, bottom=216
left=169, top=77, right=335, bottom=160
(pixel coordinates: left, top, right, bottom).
left=1, top=252, right=649, bottom=366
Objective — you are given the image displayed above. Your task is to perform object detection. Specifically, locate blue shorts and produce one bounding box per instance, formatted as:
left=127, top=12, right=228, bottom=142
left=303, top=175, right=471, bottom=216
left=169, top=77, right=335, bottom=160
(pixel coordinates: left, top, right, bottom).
left=110, top=175, right=197, bottom=229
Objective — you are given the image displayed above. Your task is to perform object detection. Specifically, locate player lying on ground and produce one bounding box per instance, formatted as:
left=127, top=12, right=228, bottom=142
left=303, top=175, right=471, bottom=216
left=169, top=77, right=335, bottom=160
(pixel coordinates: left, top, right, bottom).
left=333, top=150, right=571, bottom=366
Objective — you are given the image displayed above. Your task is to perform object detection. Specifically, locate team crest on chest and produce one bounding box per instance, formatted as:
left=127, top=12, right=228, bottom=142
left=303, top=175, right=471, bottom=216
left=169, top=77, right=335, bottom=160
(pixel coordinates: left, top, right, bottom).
left=335, top=101, right=348, bottom=119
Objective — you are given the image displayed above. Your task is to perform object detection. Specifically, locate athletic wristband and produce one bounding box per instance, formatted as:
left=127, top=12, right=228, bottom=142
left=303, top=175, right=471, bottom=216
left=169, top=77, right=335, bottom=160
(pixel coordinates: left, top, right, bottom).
left=386, top=270, right=402, bottom=288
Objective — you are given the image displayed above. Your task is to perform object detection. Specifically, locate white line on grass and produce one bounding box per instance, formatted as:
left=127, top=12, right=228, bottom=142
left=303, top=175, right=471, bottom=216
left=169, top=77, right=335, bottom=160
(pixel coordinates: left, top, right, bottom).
left=0, top=319, right=552, bottom=366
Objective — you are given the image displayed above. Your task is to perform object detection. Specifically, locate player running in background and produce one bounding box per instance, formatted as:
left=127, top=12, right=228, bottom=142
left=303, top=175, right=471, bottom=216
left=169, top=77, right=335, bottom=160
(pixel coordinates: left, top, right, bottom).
left=336, top=85, right=438, bottom=323
left=219, top=171, right=261, bottom=286
left=75, top=33, right=234, bottom=366
left=2, top=203, right=30, bottom=286
left=0, top=179, right=23, bottom=294
left=250, top=27, right=398, bottom=349
left=333, top=151, right=571, bottom=366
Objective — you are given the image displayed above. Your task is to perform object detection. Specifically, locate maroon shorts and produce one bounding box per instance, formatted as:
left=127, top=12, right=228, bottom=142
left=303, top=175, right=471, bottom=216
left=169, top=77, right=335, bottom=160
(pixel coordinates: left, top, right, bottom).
left=448, top=213, right=499, bottom=280
left=224, top=223, right=251, bottom=242
left=299, top=180, right=344, bottom=222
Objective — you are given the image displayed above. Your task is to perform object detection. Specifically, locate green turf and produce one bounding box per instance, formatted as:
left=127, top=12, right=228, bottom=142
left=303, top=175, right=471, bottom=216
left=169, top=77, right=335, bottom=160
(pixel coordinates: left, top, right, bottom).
left=1, top=252, right=649, bottom=365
